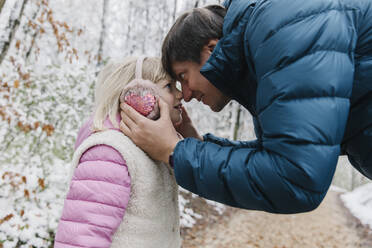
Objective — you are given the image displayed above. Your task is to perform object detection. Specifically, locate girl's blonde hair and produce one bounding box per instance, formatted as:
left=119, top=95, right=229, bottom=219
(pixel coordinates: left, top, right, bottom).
left=93, top=56, right=170, bottom=131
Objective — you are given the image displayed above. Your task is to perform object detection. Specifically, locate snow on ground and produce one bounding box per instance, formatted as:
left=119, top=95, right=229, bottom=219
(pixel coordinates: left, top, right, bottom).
left=179, top=192, right=203, bottom=228
left=341, top=183, right=372, bottom=229
left=0, top=161, right=217, bottom=247
left=183, top=191, right=372, bottom=248
left=330, top=185, right=347, bottom=193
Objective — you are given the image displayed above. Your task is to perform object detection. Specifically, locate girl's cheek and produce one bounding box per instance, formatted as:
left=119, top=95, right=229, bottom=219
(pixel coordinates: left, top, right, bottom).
left=172, top=91, right=178, bottom=100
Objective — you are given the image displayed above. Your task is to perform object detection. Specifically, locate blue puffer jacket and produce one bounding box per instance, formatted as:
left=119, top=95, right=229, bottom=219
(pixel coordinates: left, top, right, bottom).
left=173, top=0, right=372, bottom=213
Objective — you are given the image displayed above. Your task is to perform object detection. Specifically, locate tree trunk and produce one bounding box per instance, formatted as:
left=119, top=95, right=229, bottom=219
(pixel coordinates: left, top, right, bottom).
left=0, top=0, right=28, bottom=65
left=126, top=1, right=133, bottom=54
left=25, top=3, right=42, bottom=62
left=233, top=104, right=242, bottom=140
left=172, top=0, right=177, bottom=22
left=0, top=0, right=6, bottom=15
left=96, top=0, right=109, bottom=68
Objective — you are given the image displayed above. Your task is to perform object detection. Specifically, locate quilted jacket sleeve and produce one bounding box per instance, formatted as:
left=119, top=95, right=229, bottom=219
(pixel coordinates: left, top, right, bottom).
left=54, top=145, right=131, bottom=247
left=203, top=133, right=259, bottom=148
left=173, top=0, right=355, bottom=213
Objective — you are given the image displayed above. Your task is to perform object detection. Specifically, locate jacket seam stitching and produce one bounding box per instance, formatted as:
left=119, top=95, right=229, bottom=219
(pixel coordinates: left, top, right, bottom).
left=261, top=8, right=358, bottom=44
left=264, top=146, right=337, bottom=187
left=263, top=138, right=340, bottom=147
left=275, top=95, right=348, bottom=102
left=282, top=175, right=326, bottom=194
left=65, top=198, right=125, bottom=210
left=260, top=49, right=349, bottom=81
left=60, top=218, right=113, bottom=231
left=79, top=158, right=126, bottom=167
left=54, top=240, right=87, bottom=248
left=72, top=178, right=130, bottom=188
left=257, top=95, right=349, bottom=116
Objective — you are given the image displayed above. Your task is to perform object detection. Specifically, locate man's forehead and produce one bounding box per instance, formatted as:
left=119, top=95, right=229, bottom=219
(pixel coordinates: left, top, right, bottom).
left=172, top=61, right=194, bottom=71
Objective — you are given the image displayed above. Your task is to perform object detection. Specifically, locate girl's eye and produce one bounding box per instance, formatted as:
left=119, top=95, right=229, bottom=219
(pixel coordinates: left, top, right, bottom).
left=166, top=83, right=172, bottom=89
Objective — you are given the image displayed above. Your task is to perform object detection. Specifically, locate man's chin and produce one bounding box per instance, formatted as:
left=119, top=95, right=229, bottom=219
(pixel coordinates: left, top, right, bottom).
left=209, top=103, right=224, bottom=112
left=207, top=99, right=230, bottom=112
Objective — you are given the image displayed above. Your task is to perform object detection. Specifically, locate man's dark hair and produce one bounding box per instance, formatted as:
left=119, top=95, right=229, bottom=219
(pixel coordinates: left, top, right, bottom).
left=161, top=5, right=226, bottom=79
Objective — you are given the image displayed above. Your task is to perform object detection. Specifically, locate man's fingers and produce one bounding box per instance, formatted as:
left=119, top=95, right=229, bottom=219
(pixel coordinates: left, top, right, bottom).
left=121, top=110, right=136, bottom=130
left=120, top=110, right=126, bottom=122
left=120, top=102, right=145, bottom=124
left=180, top=106, right=191, bottom=122
left=119, top=120, right=132, bottom=137
left=158, top=97, right=170, bottom=119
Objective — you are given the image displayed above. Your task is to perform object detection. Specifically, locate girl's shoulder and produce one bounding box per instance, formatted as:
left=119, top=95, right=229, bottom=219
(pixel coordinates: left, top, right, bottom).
left=73, top=133, right=131, bottom=189
left=80, top=144, right=126, bottom=166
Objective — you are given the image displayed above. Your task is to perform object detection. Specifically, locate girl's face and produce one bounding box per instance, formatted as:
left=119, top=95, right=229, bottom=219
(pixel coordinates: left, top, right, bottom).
left=156, top=79, right=183, bottom=126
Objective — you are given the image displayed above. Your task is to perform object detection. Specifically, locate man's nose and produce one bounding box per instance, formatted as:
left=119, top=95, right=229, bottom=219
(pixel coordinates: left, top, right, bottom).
left=182, top=84, right=193, bottom=102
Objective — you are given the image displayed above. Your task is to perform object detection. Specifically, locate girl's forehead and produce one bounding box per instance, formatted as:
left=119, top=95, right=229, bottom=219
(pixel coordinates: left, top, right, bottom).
left=157, top=78, right=174, bottom=84
left=156, top=79, right=168, bottom=84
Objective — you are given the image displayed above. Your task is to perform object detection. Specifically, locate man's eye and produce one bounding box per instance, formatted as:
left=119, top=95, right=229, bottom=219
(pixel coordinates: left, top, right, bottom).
left=179, top=73, right=185, bottom=80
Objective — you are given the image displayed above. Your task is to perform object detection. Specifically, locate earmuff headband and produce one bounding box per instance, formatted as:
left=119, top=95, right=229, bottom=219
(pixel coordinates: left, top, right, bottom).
left=135, top=56, right=146, bottom=79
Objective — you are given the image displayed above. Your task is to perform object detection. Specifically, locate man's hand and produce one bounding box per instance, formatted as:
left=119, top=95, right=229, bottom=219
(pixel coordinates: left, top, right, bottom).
left=120, top=97, right=182, bottom=163
left=175, top=106, right=203, bottom=141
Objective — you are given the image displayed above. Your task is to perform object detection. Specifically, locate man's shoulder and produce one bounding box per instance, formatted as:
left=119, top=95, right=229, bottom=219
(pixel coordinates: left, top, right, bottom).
left=222, top=0, right=257, bottom=35
left=243, top=0, right=359, bottom=50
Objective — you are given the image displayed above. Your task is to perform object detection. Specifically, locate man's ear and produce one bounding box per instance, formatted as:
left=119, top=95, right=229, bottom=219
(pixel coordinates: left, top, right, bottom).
left=204, top=39, right=219, bottom=54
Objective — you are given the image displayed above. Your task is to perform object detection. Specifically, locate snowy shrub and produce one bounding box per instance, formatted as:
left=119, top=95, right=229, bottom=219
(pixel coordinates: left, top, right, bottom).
left=0, top=61, right=95, bottom=247
left=0, top=0, right=258, bottom=247
left=341, top=183, right=372, bottom=229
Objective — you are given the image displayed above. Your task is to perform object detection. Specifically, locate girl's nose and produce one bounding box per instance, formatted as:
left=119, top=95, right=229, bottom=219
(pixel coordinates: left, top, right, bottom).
left=175, top=88, right=183, bottom=100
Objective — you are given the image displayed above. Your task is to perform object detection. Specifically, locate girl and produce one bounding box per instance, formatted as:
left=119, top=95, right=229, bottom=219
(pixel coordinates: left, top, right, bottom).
left=54, top=57, right=183, bottom=248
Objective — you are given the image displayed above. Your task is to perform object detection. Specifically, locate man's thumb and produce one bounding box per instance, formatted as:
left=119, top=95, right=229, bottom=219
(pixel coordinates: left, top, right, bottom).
left=158, top=97, right=169, bottom=118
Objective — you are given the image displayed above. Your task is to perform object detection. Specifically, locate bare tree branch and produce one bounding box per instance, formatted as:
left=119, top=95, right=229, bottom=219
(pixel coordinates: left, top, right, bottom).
left=96, top=0, right=109, bottom=68
left=172, top=0, right=177, bottom=22
left=0, top=0, right=28, bottom=65
left=233, top=105, right=242, bottom=140
left=25, top=3, right=42, bottom=61
left=0, top=0, right=6, bottom=15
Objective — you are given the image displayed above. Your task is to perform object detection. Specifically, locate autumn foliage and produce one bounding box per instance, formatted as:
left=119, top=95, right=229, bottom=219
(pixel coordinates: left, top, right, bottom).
left=0, top=0, right=96, bottom=246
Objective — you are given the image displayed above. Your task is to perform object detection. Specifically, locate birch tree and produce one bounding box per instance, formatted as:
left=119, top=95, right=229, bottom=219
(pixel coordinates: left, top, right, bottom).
left=232, top=104, right=242, bottom=140
left=0, top=0, right=28, bottom=65
left=97, top=0, right=109, bottom=68
left=172, top=0, right=178, bottom=21
left=0, top=0, right=5, bottom=14
left=24, top=3, right=42, bottom=62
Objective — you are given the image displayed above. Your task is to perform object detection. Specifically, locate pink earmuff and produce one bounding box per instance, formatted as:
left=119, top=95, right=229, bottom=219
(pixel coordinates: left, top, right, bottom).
left=120, top=57, right=160, bottom=120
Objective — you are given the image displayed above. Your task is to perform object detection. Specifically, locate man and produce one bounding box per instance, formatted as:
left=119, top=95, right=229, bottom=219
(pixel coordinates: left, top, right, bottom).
left=120, top=0, right=372, bottom=213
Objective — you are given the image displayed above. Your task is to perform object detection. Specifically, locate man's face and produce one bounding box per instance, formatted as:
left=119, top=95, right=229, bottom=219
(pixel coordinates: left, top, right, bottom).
left=171, top=43, right=231, bottom=112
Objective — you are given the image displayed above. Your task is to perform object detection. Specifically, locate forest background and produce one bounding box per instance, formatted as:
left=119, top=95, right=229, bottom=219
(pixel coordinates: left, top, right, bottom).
left=0, top=0, right=369, bottom=247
